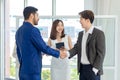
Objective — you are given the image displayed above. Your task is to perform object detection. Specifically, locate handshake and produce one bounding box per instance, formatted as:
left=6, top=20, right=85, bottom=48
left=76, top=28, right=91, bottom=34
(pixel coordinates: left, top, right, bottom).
left=55, top=42, right=69, bottom=59
left=59, top=47, right=68, bottom=59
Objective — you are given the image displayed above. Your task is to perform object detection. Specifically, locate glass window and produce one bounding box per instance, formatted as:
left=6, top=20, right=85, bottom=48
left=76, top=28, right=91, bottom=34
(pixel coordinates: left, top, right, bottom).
left=37, top=19, right=52, bottom=40
left=56, top=0, right=84, bottom=15
left=27, top=0, right=52, bottom=16
left=10, top=0, right=24, bottom=16
left=4, top=0, right=24, bottom=79
left=2, top=0, right=117, bottom=80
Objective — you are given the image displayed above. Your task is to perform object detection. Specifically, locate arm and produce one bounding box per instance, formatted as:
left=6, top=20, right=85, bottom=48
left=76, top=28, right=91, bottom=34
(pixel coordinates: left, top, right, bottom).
left=44, top=38, right=52, bottom=56
left=31, top=28, right=60, bottom=58
left=12, top=43, right=20, bottom=67
left=68, top=35, right=73, bottom=49
left=12, top=43, right=17, bottom=58
left=93, top=31, right=106, bottom=70
left=68, top=32, right=81, bottom=59
left=47, top=38, right=52, bottom=46
left=68, top=43, right=79, bottom=59
left=16, top=43, right=21, bottom=64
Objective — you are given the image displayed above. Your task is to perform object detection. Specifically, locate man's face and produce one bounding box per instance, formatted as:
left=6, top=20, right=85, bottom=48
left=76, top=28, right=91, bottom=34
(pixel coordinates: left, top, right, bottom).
left=33, top=12, right=39, bottom=25
left=80, top=17, right=86, bottom=28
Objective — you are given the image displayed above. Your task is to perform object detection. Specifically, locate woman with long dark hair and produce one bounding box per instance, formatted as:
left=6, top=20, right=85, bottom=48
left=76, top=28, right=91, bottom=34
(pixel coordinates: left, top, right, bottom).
left=48, top=19, right=73, bottom=80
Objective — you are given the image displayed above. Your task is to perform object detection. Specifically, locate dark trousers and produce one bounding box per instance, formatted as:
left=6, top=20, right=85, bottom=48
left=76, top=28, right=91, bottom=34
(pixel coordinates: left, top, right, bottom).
left=79, top=64, right=100, bottom=80
left=19, top=72, right=41, bottom=80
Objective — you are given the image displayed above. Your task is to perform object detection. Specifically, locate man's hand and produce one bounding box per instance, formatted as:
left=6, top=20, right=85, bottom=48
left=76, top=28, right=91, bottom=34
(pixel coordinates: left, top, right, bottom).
left=59, top=48, right=67, bottom=59
left=92, top=67, right=98, bottom=75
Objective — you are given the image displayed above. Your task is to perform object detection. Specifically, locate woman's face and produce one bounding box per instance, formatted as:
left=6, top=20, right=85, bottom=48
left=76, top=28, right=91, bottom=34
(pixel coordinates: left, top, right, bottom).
left=56, top=21, right=64, bottom=34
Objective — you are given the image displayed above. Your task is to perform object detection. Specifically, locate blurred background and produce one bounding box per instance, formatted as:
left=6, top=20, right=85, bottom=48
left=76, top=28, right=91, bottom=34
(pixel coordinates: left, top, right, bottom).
left=0, top=0, right=120, bottom=80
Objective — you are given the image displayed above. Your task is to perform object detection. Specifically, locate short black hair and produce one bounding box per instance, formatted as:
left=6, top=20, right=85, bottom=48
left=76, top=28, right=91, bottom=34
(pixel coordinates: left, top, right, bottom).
left=79, top=10, right=94, bottom=24
left=23, top=6, right=38, bottom=20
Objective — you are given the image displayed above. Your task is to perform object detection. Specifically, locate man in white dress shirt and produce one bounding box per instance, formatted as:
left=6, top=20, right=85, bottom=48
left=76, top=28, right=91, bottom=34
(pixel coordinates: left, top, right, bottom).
left=68, top=10, right=106, bottom=80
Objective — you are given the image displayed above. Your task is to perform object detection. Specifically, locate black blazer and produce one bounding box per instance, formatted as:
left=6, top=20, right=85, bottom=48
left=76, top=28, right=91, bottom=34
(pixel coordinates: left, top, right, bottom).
left=69, top=28, right=105, bottom=75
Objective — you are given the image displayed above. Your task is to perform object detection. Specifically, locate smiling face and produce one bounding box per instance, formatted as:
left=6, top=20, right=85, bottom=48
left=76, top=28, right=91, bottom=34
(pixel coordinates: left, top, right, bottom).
left=56, top=21, right=64, bottom=34
left=78, top=10, right=94, bottom=31
left=79, top=16, right=88, bottom=28
left=50, top=19, right=65, bottom=40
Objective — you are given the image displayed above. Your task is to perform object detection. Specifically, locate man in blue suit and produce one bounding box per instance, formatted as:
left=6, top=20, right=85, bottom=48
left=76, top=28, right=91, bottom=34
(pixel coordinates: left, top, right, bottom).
left=15, top=6, right=67, bottom=80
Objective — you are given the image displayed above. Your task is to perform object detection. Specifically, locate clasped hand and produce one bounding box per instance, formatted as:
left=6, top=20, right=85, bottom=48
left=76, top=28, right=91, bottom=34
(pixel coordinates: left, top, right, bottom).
left=59, top=47, right=67, bottom=59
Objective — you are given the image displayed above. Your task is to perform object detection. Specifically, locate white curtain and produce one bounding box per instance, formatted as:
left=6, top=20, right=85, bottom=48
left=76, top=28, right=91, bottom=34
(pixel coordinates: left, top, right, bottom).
left=94, top=0, right=112, bottom=15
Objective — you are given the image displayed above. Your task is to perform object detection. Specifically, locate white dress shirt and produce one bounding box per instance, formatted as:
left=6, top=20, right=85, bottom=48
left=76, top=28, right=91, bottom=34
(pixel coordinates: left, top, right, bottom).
left=81, top=26, right=94, bottom=64
left=81, top=26, right=98, bottom=74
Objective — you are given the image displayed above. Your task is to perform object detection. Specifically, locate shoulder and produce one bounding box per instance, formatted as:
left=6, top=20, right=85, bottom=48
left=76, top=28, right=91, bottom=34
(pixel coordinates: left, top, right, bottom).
left=93, top=28, right=105, bottom=39
left=64, top=35, right=69, bottom=39
left=93, top=28, right=104, bottom=34
left=78, top=30, right=84, bottom=36
left=48, top=37, right=55, bottom=41
left=31, top=27, right=40, bottom=33
left=64, top=35, right=71, bottom=42
left=30, top=27, right=41, bottom=38
left=48, top=38, right=56, bottom=44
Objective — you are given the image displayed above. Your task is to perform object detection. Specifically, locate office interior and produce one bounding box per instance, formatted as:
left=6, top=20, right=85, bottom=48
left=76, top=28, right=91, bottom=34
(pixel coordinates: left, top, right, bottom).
left=0, top=0, right=120, bottom=80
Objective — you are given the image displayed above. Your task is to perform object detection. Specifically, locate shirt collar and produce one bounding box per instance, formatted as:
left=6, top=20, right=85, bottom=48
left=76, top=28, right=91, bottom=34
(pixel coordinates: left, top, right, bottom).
left=83, top=26, right=94, bottom=34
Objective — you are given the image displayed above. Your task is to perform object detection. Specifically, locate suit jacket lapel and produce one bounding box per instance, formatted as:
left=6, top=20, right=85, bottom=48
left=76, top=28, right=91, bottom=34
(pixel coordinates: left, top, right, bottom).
left=86, top=28, right=96, bottom=44
left=86, top=33, right=92, bottom=44
left=79, top=32, right=83, bottom=42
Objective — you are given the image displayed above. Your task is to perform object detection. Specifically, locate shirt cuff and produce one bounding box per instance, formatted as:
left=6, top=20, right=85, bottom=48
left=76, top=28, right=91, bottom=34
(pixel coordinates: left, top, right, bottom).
left=67, top=51, right=70, bottom=57
left=92, top=67, right=98, bottom=75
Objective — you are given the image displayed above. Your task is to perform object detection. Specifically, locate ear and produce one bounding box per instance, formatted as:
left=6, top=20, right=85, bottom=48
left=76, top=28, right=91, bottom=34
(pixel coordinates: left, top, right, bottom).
left=30, top=13, right=34, bottom=19
left=86, top=19, right=90, bottom=23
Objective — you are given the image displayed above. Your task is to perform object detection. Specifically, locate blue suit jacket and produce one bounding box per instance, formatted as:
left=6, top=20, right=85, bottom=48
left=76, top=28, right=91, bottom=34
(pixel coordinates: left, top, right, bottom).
left=15, top=22, right=60, bottom=75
